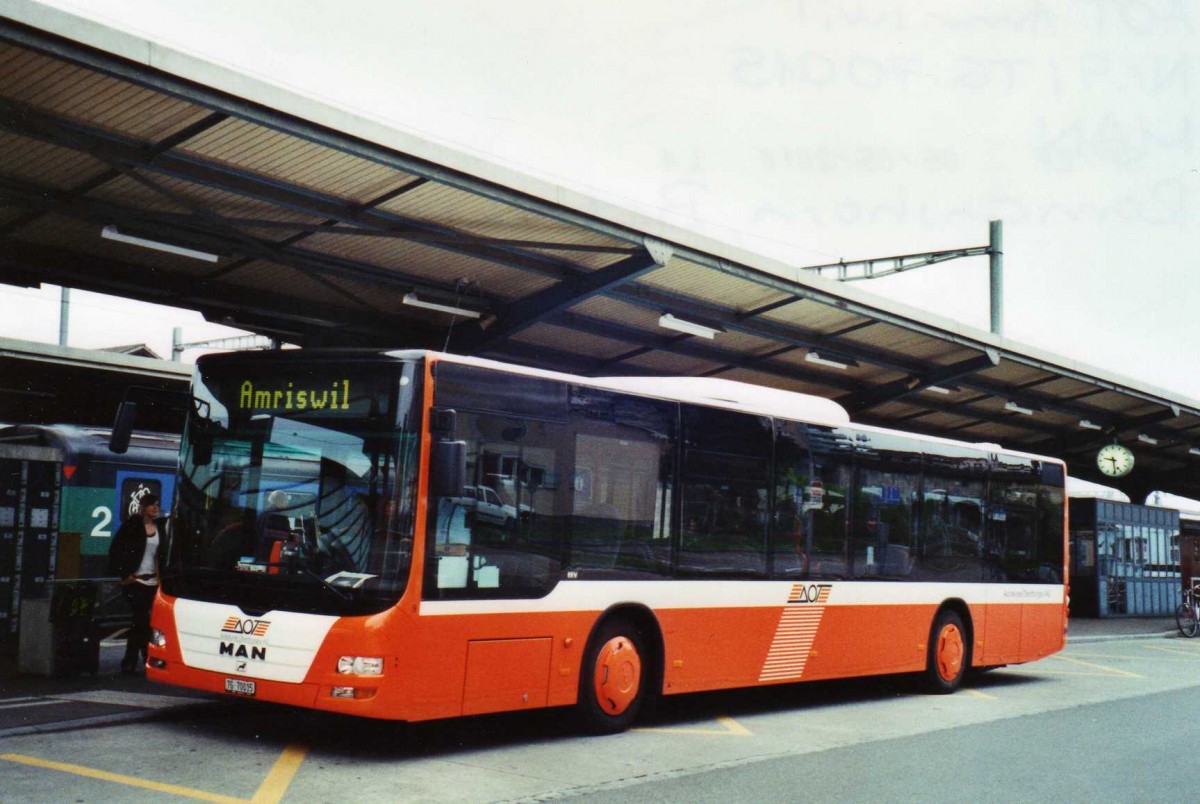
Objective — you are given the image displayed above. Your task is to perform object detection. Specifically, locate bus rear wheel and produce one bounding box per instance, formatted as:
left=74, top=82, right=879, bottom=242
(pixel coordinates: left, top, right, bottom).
left=923, top=609, right=968, bottom=694
left=577, top=617, right=649, bottom=734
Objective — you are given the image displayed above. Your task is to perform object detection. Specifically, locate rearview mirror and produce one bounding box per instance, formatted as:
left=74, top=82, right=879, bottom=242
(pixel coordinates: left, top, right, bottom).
left=109, top=401, right=137, bottom=454
left=190, top=429, right=213, bottom=467
left=429, top=440, right=466, bottom=499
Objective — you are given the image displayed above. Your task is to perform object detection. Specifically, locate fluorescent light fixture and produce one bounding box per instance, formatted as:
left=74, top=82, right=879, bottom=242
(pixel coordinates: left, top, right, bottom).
left=658, top=313, right=720, bottom=339
left=1078, top=419, right=1103, bottom=431
left=402, top=292, right=481, bottom=318
left=925, top=386, right=953, bottom=395
left=101, top=225, right=219, bottom=263
left=1137, top=433, right=1159, bottom=445
left=1189, top=447, right=1200, bottom=457
left=1004, top=401, right=1035, bottom=416
left=805, top=351, right=851, bottom=370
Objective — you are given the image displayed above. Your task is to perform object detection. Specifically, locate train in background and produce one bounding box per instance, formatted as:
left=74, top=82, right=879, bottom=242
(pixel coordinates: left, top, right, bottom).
left=0, top=424, right=178, bottom=646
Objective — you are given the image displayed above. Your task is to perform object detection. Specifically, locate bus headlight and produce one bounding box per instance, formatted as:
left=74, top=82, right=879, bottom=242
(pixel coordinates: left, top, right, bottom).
left=150, top=629, right=168, bottom=649
left=337, top=656, right=383, bottom=675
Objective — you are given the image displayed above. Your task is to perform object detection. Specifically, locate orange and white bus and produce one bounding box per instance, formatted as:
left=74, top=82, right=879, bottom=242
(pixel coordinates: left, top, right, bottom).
left=145, top=349, right=1067, bottom=732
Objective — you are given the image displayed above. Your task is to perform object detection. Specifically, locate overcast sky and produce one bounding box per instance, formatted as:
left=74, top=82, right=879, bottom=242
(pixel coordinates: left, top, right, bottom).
left=3, top=1, right=1197, bottom=397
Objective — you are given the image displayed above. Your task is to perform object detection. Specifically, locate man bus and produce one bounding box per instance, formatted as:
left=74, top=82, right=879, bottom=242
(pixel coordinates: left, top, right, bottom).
left=135, top=349, right=1067, bottom=733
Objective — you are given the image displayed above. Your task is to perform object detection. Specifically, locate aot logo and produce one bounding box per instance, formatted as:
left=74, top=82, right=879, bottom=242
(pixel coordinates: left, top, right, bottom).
left=221, top=616, right=270, bottom=637
left=788, top=583, right=832, bottom=604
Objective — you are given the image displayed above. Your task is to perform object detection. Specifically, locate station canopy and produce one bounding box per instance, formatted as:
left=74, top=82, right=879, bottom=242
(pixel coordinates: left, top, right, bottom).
left=1, top=7, right=1198, bottom=500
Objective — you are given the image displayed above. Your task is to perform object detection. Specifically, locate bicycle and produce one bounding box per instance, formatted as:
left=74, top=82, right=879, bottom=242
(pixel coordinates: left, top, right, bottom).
left=1176, top=578, right=1199, bottom=638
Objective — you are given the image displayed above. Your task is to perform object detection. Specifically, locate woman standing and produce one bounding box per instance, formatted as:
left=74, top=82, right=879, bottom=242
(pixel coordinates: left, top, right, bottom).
left=108, top=493, right=163, bottom=674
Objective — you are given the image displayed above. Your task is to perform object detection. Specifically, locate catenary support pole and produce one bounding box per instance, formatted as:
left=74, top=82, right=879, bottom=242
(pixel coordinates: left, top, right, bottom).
left=58, top=287, right=69, bottom=345
left=989, top=220, right=1003, bottom=335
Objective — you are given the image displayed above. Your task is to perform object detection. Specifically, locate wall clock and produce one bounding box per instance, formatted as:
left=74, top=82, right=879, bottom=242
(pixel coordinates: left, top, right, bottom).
left=1096, top=443, right=1134, bottom=478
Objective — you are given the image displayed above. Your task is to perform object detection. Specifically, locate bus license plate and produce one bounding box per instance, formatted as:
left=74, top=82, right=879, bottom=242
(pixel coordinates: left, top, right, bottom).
left=224, top=678, right=256, bottom=697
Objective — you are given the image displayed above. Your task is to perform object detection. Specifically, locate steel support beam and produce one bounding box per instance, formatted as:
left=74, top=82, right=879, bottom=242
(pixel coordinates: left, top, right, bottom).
left=838, top=353, right=1001, bottom=415
left=0, top=175, right=497, bottom=310
left=455, top=240, right=670, bottom=352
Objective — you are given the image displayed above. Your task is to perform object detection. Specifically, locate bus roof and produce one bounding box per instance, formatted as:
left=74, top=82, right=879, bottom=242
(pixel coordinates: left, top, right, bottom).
left=197, top=347, right=1066, bottom=467
left=408, top=350, right=1066, bottom=466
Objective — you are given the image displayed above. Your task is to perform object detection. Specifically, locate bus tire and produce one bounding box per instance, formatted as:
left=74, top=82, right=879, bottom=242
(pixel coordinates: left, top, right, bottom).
left=577, top=617, right=650, bottom=734
left=923, top=609, right=968, bottom=694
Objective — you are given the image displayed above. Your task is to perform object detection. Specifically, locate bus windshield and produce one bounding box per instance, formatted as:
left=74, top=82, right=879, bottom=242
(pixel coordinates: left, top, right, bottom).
left=165, top=355, right=421, bottom=616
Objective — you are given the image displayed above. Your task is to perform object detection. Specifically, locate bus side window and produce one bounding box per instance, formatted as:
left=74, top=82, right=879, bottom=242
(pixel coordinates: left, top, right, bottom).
left=566, top=390, right=674, bottom=578
left=678, top=405, right=770, bottom=578
left=1037, top=465, right=1065, bottom=582
left=917, top=448, right=986, bottom=583
left=988, top=456, right=1052, bottom=583
left=851, top=435, right=919, bottom=580
left=423, top=407, right=566, bottom=599
left=790, top=424, right=854, bottom=579
left=433, top=498, right=471, bottom=589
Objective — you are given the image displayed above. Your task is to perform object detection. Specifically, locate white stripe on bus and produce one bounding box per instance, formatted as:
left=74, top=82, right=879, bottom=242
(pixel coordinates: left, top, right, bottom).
left=420, top=581, right=1064, bottom=616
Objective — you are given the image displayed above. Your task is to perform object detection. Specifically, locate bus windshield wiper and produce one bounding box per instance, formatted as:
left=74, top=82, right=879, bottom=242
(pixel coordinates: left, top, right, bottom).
left=302, top=568, right=351, bottom=601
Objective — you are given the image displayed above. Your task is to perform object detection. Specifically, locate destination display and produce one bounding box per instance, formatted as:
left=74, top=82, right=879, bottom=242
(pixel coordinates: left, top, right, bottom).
left=198, top=363, right=400, bottom=425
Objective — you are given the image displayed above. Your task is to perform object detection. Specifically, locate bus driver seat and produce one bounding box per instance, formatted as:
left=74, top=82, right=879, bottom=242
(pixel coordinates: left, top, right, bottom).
left=256, top=490, right=295, bottom=566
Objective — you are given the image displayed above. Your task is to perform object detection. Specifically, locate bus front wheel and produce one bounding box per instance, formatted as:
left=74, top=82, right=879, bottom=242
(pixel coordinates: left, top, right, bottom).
left=923, top=609, right=968, bottom=694
left=577, top=617, right=649, bottom=734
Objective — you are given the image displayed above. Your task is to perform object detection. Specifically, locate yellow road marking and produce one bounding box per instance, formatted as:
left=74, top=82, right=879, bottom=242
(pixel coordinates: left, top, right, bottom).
left=965, top=688, right=996, bottom=700
left=251, top=743, right=308, bottom=804
left=1, top=742, right=308, bottom=803
left=1145, top=644, right=1200, bottom=659
left=716, top=715, right=752, bottom=735
left=1068, top=648, right=1200, bottom=663
left=636, top=715, right=752, bottom=736
left=1067, top=652, right=1148, bottom=660
left=1051, top=655, right=1144, bottom=678
left=0, top=753, right=243, bottom=803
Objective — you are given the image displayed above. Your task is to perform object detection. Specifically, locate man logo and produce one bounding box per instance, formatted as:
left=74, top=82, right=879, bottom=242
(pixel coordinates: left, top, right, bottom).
left=221, top=616, right=270, bottom=637
left=221, top=642, right=267, bottom=661
left=788, top=583, right=833, bottom=604
left=236, top=660, right=247, bottom=673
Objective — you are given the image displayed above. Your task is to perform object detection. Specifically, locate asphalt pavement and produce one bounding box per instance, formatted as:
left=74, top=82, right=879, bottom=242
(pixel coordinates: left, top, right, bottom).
left=0, top=615, right=1182, bottom=739
left=0, top=636, right=220, bottom=738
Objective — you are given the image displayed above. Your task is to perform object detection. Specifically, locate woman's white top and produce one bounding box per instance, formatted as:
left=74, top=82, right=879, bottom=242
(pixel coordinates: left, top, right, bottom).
left=135, top=528, right=159, bottom=586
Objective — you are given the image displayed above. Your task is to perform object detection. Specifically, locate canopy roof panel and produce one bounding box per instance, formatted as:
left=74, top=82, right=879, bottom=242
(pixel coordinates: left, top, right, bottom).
left=0, top=6, right=1197, bottom=499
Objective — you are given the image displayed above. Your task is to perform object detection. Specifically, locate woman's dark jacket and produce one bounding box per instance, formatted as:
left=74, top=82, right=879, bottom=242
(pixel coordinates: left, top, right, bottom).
left=108, top=515, right=166, bottom=579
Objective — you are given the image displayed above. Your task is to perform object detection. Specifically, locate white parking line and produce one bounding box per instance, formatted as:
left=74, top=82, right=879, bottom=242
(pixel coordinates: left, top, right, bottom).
left=0, top=698, right=70, bottom=711
left=51, top=691, right=204, bottom=710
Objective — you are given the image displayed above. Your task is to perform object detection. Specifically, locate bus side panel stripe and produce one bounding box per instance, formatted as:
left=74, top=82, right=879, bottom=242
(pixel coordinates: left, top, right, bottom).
left=759, top=584, right=826, bottom=681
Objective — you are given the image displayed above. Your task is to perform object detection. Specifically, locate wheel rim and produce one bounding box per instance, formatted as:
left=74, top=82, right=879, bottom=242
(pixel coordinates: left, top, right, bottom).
left=592, top=635, right=642, bottom=715
left=935, top=623, right=964, bottom=683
